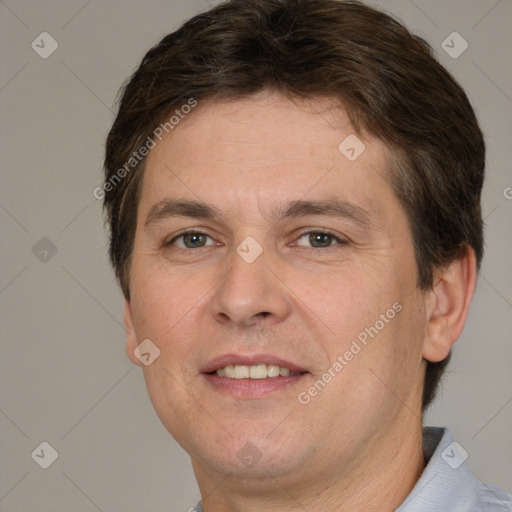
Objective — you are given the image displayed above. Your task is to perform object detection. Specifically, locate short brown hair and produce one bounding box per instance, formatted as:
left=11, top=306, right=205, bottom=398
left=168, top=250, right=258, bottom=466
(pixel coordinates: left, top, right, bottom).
left=103, top=0, right=485, bottom=409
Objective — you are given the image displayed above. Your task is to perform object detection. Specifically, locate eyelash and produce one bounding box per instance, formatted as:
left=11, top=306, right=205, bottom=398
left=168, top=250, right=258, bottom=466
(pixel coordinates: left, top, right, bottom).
left=164, top=228, right=347, bottom=250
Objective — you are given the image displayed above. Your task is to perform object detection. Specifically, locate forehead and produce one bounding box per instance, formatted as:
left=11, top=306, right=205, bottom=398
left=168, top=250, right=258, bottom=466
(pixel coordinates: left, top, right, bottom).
left=139, top=93, right=396, bottom=223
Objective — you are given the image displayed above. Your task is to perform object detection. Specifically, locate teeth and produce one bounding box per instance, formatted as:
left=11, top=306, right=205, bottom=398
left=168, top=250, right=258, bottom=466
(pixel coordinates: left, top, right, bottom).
left=215, top=364, right=300, bottom=379
left=250, top=364, right=267, bottom=379
left=233, top=365, right=250, bottom=379
left=267, top=364, right=280, bottom=377
left=279, top=367, right=290, bottom=376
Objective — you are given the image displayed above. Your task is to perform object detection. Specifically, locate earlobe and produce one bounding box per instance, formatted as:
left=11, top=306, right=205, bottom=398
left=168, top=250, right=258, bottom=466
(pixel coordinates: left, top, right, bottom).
left=124, top=299, right=142, bottom=366
left=423, top=247, right=478, bottom=363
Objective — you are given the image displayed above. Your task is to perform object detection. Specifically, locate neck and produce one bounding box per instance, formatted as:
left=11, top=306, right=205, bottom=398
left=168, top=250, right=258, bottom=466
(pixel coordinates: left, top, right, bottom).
left=193, top=419, right=426, bottom=512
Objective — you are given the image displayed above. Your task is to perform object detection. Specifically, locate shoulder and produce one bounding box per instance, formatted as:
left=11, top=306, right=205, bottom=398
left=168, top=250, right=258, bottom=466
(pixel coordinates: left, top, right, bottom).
left=397, top=427, right=512, bottom=512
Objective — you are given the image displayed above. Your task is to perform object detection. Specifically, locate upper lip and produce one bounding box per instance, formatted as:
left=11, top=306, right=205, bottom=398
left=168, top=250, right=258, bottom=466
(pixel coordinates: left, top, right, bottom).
left=201, top=353, right=307, bottom=374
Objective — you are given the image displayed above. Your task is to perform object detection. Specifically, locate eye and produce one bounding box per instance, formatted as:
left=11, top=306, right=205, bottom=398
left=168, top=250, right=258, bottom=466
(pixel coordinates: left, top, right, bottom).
left=165, top=229, right=345, bottom=250
left=295, top=230, right=346, bottom=248
left=166, top=230, right=216, bottom=249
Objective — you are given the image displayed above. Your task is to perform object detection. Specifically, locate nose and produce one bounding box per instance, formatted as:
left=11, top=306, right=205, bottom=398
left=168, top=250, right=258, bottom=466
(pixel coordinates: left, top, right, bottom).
left=210, top=244, right=292, bottom=329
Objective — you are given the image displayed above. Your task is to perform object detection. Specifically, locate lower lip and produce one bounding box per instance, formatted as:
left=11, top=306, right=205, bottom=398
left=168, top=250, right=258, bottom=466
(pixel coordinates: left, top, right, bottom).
left=203, top=373, right=308, bottom=398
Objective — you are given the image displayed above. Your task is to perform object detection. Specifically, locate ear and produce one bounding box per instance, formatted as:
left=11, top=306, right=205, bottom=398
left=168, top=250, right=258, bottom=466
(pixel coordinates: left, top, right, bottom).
left=124, top=299, right=142, bottom=366
left=423, top=247, right=478, bottom=362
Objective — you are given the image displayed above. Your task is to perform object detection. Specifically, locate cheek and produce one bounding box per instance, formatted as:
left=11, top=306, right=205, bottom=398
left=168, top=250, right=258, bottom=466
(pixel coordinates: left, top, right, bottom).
left=130, top=257, right=205, bottom=336
left=307, top=267, right=420, bottom=389
left=142, top=361, right=207, bottom=447
left=295, top=265, right=401, bottom=347
left=341, top=297, right=426, bottom=414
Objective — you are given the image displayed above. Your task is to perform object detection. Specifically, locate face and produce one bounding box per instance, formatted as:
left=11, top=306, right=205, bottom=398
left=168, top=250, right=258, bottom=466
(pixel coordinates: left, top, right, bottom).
left=124, top=93, right=429, bottom=489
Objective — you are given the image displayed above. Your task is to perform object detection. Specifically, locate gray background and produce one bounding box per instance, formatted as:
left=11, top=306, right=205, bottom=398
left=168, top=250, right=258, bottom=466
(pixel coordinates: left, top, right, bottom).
left=0, top=0, right=511, bottom=510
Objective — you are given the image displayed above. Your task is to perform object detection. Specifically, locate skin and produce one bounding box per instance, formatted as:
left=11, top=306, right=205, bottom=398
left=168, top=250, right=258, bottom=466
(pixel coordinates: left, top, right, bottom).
left=123, top=93, right=477, bottom=511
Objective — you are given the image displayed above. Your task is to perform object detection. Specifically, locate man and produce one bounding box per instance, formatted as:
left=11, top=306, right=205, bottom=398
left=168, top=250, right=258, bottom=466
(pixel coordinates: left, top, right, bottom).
left=102, top=0, right=511, bottom=510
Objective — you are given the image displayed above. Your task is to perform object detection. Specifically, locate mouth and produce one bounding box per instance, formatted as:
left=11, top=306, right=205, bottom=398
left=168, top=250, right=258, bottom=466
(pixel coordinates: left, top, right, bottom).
left=201, top=354, right=309, bottom=397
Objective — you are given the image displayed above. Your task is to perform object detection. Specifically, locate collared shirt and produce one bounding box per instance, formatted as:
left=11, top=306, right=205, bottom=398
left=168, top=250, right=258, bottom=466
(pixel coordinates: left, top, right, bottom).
left=191, top=427, right=512, bottom=511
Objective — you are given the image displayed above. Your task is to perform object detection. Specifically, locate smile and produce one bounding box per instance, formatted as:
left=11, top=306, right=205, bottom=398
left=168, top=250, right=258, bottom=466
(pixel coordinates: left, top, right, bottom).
left=214, top=364, right=301, bottom=379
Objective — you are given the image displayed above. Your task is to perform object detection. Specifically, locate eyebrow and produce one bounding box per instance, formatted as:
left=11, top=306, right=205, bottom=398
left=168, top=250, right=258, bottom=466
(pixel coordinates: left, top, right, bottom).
left=144, top=198, right=373, bottom=229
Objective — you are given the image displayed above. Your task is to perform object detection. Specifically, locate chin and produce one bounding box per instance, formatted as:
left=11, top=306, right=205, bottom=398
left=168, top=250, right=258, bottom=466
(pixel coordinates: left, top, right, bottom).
left=188, top=428, right=312, bottom=481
